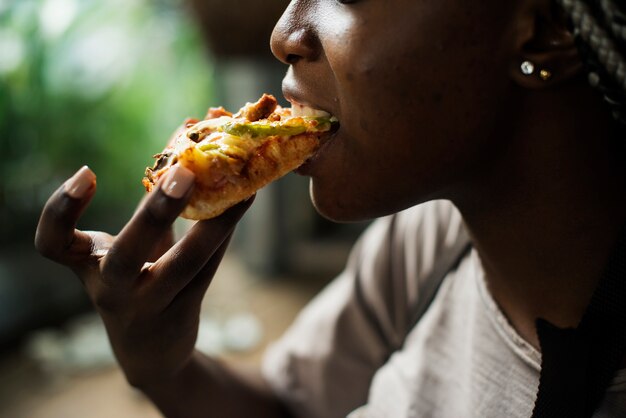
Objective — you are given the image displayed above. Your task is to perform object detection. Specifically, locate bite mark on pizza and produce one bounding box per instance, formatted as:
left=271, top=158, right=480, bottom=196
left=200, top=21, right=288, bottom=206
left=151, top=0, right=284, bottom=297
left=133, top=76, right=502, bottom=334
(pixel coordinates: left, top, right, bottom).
left=143, top=94, right=338, bottom=220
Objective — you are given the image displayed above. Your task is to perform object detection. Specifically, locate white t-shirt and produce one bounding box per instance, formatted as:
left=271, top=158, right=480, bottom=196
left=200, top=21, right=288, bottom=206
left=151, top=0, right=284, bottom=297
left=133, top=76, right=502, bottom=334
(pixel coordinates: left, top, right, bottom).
left=262, top=200, right=626, bottom=418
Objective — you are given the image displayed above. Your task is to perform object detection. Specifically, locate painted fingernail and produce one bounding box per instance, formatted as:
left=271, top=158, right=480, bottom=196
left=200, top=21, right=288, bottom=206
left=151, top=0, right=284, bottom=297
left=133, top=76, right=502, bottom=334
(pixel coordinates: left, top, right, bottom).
left=65, top=166, right=96, bottom=199
left=161, top=165, right=194, bottom=199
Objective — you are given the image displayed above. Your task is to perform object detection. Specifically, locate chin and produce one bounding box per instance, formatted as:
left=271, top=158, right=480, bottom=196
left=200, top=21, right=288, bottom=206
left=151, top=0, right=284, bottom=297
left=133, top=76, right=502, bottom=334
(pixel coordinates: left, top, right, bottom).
left=308, top=177, right=438, bottom=223
left=307, top=183, right=362, bottom=222
left=311, top=202, right=370, bottom=223
left=308, top=182, right=395, bottom=223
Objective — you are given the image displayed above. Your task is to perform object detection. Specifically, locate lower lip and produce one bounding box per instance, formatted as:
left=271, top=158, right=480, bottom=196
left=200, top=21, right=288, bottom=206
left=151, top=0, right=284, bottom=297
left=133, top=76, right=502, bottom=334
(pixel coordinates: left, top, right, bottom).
left=295, top=131, right=338, bottom=176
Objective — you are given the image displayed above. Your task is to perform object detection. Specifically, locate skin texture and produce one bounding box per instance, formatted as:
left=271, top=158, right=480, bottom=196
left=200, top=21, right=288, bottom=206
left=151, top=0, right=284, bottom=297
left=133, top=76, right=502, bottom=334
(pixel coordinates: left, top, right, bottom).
left=34, top=0, right=626, bottom=416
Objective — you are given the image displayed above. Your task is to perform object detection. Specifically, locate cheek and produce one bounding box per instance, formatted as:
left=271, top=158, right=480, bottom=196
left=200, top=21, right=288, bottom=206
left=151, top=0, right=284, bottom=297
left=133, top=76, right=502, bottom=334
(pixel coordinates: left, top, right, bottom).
left=331, top=1, right=511, bottom=137
left=311, top=3, right=514, bottom=220
left=316, top=88, right=504, bottom=220
left=345, top=46, right=498, bottom=139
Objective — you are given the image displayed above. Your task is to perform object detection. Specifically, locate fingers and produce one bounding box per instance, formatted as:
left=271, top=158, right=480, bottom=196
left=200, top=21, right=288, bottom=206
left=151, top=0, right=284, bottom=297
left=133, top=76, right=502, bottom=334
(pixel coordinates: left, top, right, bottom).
left=167, top=232, right=234, bottom=312
left=101, top=165, right=195, bottom=281
left=147, top=228, right=175, bottom=262
left=35, top=166, right=97, bottom=265
left=147, top=197, right=254, bottom=300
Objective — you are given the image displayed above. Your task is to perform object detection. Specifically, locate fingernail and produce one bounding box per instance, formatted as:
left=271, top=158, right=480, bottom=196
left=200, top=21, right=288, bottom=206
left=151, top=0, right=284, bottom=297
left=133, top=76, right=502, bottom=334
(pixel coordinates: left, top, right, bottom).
left=65, top=166, right=96, bottom=199
left=161, top=165, right=194, bottom=199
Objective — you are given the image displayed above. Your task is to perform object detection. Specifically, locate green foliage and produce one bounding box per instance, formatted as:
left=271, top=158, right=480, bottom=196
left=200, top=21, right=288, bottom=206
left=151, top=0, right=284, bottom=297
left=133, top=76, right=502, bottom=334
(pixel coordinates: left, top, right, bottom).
left=0, top=0, right=215, bottom=244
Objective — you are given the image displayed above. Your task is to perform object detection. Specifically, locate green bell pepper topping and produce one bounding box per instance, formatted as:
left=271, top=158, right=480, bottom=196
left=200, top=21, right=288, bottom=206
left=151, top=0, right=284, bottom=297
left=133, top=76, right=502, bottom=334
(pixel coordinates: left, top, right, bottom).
left=220, top=116, right=334, bottom=139
left=198, top=143, right=220, bottom=152
left=222, top=123, right=307, bottom=138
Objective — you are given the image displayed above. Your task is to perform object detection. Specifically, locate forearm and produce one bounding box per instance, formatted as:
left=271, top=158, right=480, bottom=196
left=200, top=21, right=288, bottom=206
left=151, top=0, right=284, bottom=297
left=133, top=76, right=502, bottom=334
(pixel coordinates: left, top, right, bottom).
left=138, top=350, right=293, bottom=418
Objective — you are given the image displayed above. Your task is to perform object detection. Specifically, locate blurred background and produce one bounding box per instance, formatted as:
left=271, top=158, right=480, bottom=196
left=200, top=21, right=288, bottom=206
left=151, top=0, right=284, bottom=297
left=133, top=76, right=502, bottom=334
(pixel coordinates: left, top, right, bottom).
left=0, top=0, right=367, bottom=416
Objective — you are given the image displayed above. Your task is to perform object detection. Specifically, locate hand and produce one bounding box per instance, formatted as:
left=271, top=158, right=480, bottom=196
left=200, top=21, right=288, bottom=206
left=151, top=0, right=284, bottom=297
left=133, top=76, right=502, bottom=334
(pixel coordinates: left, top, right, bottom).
left=34, top=165, right=253, bottom=387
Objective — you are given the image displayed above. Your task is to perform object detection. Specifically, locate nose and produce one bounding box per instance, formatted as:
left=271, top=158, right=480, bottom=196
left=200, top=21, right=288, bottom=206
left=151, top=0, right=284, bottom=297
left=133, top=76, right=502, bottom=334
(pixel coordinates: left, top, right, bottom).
left=270, top=4, right=319, bottom=65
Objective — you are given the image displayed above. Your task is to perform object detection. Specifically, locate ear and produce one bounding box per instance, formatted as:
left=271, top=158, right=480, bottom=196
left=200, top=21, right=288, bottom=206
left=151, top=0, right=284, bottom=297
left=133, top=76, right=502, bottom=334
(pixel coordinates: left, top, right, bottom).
left=510, top=0, right=583, bottom=89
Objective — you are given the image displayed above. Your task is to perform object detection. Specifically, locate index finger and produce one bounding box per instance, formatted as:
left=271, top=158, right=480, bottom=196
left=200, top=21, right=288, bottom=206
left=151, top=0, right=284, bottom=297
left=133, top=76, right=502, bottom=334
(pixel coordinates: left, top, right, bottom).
left=35, top=166, right=97, bottom=265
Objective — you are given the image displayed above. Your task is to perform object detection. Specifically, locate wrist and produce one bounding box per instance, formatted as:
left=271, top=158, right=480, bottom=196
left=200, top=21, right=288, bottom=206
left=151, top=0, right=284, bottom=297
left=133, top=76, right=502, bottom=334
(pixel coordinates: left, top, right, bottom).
left=125, top=350, right=199, bottom=393
left=132, top=350, right=226, bottom=418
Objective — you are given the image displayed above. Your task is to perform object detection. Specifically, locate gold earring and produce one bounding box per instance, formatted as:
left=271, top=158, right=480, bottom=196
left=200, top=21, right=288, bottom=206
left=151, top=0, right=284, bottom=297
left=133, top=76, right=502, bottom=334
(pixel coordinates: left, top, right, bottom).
left=539, top=68, right=552, bottom=81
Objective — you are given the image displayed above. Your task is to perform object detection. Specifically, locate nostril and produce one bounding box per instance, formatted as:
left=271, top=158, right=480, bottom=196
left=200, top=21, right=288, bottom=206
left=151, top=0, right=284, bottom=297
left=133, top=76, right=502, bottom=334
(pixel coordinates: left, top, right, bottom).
left=286, top=54, right=300, bottom=64
left=270, top=17, right=319, bottom=65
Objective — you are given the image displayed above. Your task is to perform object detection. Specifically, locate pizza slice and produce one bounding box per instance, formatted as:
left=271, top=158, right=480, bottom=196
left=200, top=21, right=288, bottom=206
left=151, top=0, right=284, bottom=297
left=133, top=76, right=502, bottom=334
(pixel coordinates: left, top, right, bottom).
left=143, top=94, right=337, bottom=220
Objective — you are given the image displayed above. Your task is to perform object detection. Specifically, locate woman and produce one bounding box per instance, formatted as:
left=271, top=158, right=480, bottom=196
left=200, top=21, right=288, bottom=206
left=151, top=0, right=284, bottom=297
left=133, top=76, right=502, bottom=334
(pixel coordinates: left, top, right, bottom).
left=35, top=0, right=626, bottom=416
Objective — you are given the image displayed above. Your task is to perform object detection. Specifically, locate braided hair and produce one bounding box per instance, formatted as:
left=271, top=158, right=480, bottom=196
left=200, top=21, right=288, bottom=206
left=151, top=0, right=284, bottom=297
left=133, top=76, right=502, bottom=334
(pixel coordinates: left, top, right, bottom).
left=556, top=0, right=626, bottom=126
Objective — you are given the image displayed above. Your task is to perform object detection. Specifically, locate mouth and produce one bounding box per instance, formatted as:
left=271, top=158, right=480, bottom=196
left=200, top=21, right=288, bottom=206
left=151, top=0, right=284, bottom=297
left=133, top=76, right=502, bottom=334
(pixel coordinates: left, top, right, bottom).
left=283, top=88, right=336, bottom=119
left=290, top=102, right=333, bottom=118
left=283, top=94, right=340, bottom=175
left=295, top=120, right=340, bottom=176
left=286, top=99, right=340, bottom=132
left=288, top=100, right=340, bottom=140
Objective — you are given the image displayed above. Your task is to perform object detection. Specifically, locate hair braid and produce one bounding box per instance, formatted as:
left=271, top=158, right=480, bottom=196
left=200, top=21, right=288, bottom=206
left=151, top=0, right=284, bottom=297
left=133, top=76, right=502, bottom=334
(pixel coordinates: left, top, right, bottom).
left=599, top=0, right=626, bottom=44
left=556, top=0, right=626, bottom=125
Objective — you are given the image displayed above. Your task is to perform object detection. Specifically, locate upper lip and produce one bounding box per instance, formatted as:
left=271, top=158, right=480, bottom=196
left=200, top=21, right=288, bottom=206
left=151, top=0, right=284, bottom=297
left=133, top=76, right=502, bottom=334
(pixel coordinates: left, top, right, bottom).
left=282, top=79, right=337, bottom=119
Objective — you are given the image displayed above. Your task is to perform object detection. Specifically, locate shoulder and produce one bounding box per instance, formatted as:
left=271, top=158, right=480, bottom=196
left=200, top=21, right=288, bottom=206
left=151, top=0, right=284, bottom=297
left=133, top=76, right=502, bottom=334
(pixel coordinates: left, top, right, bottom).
left=261, top=200, right=470, bottom=417
left=346, top=200, right=468, bottom=339
left=355, top=199, right=466, bottom=289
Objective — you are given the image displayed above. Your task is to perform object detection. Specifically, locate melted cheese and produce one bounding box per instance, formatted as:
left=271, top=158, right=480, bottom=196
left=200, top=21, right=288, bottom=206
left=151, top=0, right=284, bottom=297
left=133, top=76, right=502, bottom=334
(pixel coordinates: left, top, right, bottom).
left=182, top=110, right=335, bottom=162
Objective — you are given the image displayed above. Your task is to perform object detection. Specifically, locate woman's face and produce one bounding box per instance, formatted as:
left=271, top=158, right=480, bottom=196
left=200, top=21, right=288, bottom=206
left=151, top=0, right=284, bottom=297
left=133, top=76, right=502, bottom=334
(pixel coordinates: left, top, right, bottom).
left=271, top=0, right=520, bottom=221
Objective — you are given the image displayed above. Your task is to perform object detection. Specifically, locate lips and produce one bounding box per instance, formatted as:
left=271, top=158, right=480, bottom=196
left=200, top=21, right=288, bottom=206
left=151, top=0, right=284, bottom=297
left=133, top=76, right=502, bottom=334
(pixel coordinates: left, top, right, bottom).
left=283, top=84, right=340, bottom=175
left=285, top=96, right=339, bottom=139
left=291, top=103, right=332, bottom=118
left=282, top=77, right=337, bottom=118
left=284, top=92, right=338, bottom=126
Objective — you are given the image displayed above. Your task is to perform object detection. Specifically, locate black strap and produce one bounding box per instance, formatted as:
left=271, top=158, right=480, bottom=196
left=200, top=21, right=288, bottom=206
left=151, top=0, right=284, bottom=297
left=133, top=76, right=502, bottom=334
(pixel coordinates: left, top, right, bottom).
left=532, top=228, right=626, bottom=417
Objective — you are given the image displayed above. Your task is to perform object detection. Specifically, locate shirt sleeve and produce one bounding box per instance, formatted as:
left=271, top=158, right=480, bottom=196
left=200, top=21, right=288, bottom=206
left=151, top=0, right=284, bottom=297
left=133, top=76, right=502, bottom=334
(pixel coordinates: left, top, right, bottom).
left=261, top=200, right=466, bottom=418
